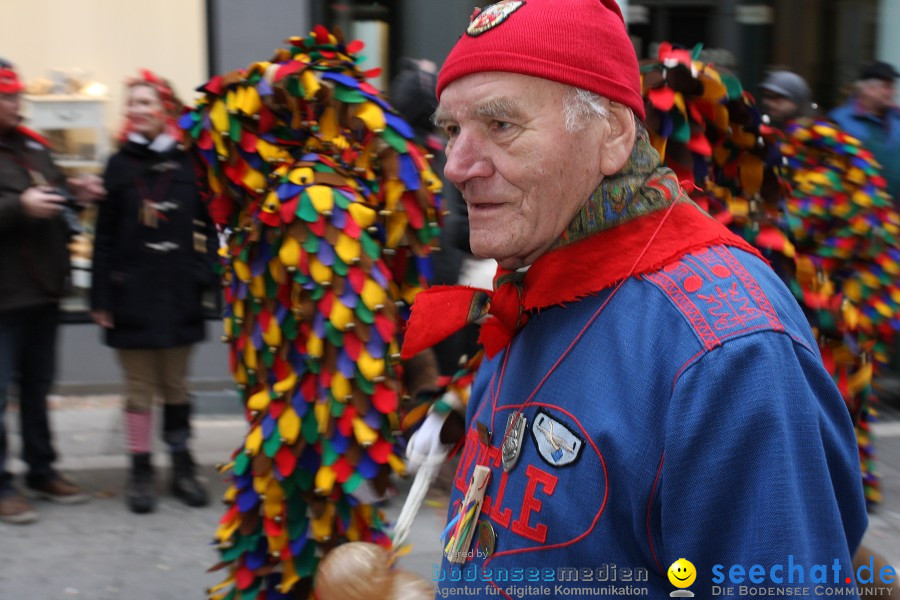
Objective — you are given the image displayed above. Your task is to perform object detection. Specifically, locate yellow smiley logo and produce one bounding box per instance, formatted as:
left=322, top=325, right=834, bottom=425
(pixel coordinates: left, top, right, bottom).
left=667, top=558, right=697, bottom=589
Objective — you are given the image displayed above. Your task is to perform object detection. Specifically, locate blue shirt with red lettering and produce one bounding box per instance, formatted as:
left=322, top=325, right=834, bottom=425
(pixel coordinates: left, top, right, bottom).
left=435, top=245, right=867, bottom=600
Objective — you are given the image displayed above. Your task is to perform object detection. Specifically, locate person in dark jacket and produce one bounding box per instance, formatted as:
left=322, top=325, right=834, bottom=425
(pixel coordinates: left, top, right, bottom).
left=0, top=59, right=103, bottom=524
left=90, top=70, right=216, bottom=513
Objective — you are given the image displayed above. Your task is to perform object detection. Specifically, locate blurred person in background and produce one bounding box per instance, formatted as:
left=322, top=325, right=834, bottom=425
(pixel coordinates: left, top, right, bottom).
left=830, top=61, right=900, bottom=201
left=759, top=69, right=815, bottom=128
left=90, top=70, right=217, bottom=514
left=0, top=58, right=102, bottom=524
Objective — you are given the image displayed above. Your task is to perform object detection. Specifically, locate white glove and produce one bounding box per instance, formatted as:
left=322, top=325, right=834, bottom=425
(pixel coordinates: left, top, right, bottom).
left=405, top=390, right=463, bottom=473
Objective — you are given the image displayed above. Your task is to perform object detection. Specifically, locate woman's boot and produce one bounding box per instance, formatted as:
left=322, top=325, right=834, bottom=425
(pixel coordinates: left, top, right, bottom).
left=170, top=449, right=208, bottom=507
left=164, top=403, right=208, bottom=507
left=127, top=453, right=156, bottom=513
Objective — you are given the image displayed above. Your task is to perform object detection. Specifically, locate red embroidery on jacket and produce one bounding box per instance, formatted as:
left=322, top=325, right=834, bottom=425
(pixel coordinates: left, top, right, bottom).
left=455, top=429, right=558, bottom=543
left=481, top=445, right=513, bottom=528
left=709, top=245, right=783, bottom=331
left=645, top=246, right=784, bottom=347
left=645, top=269, right=720, bottom=349
left=510, top=464, right=558, bottom=543
left=697, top=281, right=762, bottom=330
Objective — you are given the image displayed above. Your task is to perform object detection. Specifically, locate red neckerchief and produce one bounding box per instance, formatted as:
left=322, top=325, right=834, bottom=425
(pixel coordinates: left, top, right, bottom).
left=402, top=202, right=763, bottom=359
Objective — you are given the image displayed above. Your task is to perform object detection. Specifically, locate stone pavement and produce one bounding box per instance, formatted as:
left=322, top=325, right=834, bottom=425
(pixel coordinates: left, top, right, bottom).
left=1, top=394, right=900, bottom=599
left=860, top=419, right=900, bottom=568
left=0, top=393, right=448, bottom=600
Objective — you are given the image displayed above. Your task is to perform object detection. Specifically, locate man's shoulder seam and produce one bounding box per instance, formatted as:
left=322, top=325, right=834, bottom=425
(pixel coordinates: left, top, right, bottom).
left=670, top=327, right=818, bottom=393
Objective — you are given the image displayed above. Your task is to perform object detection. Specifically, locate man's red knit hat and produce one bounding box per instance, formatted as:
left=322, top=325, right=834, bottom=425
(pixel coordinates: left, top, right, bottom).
left=0, top=66, right=24, bottom=95
left=436, top=0, right=644, bottom=120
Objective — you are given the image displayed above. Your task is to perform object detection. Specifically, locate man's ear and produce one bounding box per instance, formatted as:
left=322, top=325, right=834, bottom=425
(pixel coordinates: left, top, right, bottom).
left=598, top=102, right=636, bottom=176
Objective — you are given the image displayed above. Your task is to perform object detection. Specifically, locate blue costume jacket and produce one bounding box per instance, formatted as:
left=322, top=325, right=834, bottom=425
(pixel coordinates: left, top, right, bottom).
left=435, top=242, right=867, bottom=599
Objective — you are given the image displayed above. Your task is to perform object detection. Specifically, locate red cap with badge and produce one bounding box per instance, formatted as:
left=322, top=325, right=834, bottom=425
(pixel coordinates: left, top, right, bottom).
left=436, top=0, right=644, bottom=120
left=0, top=65, right=24, bottom=95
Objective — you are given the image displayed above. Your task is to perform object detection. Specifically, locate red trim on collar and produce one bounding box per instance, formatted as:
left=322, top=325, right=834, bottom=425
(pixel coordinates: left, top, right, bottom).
left=401, top=203, right=764, bottom=360
left=522, top=202, right=764, bottom=310
left=15, top=126, right=52, bottom=148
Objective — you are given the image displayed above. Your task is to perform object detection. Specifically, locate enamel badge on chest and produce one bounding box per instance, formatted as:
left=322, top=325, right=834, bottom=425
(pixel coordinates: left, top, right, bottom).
left=531, top=410, right=584, bottom=467
left=501, top=412, right=526, bottom=472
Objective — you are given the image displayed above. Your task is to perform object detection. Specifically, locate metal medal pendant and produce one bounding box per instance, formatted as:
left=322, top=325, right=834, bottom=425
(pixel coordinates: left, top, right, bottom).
left=501, top=412, right=526, bottom=472
left=476, top=519, right=497, bottom=558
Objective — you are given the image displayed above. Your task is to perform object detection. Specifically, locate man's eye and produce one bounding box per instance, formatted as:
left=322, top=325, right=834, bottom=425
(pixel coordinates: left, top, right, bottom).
left=492, top=120, right=512, bottom=132
left=443, top=124, right=460, bottom=137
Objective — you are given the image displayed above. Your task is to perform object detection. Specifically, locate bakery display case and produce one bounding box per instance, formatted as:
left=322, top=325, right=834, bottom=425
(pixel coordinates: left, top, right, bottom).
left=21, top=94, right=109, bottom=170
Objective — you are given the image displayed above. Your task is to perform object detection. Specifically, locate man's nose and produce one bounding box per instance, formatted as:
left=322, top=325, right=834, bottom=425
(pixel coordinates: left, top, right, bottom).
left=443, top=130, right=492, bottom=186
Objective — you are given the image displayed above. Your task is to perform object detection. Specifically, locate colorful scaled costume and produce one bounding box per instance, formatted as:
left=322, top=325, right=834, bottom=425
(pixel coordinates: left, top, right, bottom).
left=180, top=28, right=443, bottom=599
left=400, top=2, right=867, bottom=598
left=641, top=43, right=900, bottom=505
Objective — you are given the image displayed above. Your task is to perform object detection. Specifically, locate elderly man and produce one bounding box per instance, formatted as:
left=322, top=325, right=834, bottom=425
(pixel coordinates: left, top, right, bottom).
left=0, top=60, right=103, bottom=523
left=402, top=1, right=867, bottom=598
left=830, top=61, right=900, bottom=201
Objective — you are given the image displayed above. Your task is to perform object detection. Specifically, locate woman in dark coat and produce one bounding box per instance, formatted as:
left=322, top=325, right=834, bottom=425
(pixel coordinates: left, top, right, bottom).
left=90, top=70, right=216, bottom=513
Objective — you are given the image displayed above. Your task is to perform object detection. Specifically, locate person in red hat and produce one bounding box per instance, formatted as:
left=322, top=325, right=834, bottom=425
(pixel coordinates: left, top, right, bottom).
left=401, top=1, right=867, bottom=597
left=0, top=59, right=104, bottom=524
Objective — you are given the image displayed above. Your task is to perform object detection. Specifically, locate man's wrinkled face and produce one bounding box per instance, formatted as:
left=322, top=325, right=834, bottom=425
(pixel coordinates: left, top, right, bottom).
left=0, top=93, right=21, bottom=133
left=435, top=72, right=607, bottom=269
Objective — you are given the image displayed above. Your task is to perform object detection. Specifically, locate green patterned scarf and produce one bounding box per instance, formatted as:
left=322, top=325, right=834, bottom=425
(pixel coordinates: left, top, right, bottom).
left=553, top=122, right=691, bottom=250
left=493, top=123, right=696, bottom=293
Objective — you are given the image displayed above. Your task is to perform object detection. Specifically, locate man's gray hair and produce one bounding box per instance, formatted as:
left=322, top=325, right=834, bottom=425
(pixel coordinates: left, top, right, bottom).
left=563, top=87, right=609, bottom=132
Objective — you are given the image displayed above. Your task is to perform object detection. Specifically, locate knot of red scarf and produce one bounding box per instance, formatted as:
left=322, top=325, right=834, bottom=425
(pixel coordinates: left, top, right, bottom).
left=401, top=268, right=526, bottom=360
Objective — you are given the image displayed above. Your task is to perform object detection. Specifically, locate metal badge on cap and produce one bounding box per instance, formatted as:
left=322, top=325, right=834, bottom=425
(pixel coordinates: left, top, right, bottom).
left=467, top=1, right=526, bottom=37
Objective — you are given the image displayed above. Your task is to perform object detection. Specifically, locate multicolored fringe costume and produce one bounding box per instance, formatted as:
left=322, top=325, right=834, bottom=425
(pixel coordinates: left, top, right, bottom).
left=179, top=26, right=443, bottom=599
left=641, top=42, right=900, bottom=505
